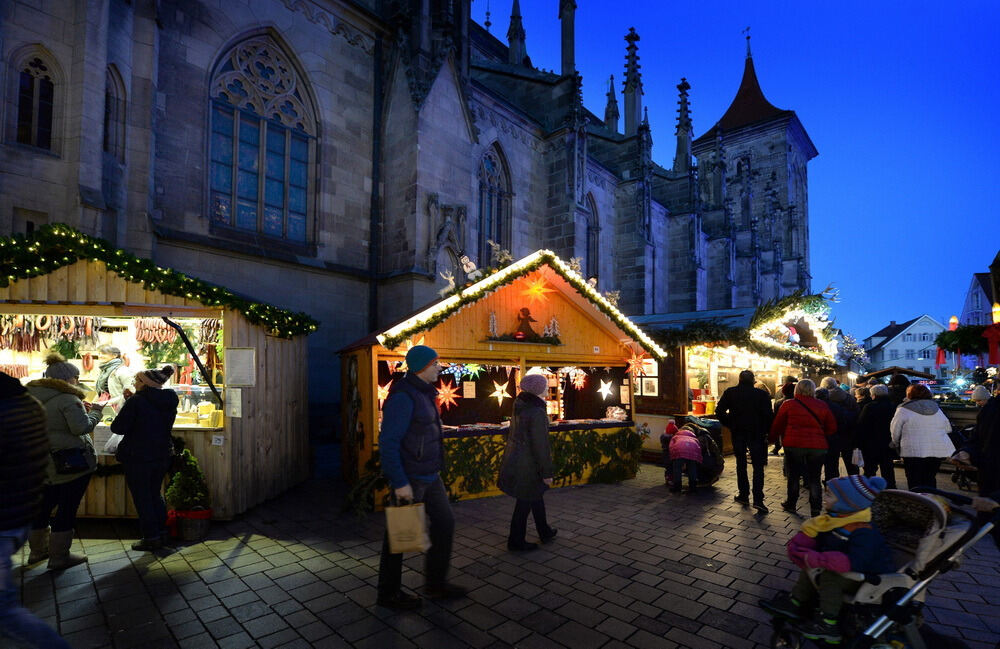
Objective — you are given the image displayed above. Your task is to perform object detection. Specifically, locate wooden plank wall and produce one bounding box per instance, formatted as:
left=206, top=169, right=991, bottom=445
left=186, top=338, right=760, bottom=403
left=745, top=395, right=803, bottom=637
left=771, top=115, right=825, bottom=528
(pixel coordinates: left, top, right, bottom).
left=225, top=309, right=310, bottom=517
left=0, top=260, right=204, bottom=308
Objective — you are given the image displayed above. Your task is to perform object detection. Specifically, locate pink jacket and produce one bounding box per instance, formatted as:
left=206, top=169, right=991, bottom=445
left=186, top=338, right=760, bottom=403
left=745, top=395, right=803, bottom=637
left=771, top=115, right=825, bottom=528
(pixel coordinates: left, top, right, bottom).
left=786, top=532, right=851, bottom=573
left=668, top=429, right=703, bottom=463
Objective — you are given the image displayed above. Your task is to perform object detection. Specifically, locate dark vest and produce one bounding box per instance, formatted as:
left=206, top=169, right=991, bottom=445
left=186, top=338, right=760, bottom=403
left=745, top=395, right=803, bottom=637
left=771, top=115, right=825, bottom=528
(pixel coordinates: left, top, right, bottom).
left=388, top=372, right=444, bottom=477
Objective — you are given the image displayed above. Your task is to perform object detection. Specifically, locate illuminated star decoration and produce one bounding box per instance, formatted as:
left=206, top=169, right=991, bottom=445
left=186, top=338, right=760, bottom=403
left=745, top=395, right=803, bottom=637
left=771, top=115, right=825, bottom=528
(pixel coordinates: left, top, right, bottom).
left=597, top=379, right=614, bottom=400
left=490, top=380, right=512, bottom=406
left=436, top=379, right=461, bottom=411
left=464, top=363, right=483, bottom=379
left=377, top=382, right=391, bottom=408
left=520, top=275, right=555, bottom=306
left=625, top=348, right=650, bottom=376
left=572, top=371, right=587, bottom=390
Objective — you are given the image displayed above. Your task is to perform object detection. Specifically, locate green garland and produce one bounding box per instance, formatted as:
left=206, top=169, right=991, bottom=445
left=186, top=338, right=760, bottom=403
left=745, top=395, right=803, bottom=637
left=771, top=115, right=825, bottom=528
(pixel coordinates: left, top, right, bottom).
left=345, top=426, right=644, bottom=515
left=649, top=289, right=839, bottom=369
left=935, top=325, right=988, bottom=354
left=0, top=224, right=319, bottom=339
left=379, top=251, right=664, bottom=359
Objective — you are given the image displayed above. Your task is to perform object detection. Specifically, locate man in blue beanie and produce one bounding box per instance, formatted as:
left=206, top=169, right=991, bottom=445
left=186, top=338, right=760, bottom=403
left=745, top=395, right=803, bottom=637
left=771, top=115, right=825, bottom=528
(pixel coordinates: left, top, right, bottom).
left=376, top=345, right=467, bottom=609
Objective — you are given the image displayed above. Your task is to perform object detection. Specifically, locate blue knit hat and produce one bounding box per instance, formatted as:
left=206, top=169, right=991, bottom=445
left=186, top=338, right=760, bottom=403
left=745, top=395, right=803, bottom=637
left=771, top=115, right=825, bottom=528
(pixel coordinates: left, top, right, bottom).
left=405, top=345, right=439, bottom=373
left=827, top=475, right=886, bottom=514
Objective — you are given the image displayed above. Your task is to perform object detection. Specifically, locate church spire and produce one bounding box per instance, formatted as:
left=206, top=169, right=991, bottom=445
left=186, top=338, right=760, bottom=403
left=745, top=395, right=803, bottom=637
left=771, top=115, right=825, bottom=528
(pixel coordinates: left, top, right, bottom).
left=672, top=77, right=692, bottom=174
left=507, top=0, right=527, bottom=65
left=623, top=27, right=643, bottom=136
left=559, top=0, right=577, bottom=76
left=604, top=75, right=619, bottom=132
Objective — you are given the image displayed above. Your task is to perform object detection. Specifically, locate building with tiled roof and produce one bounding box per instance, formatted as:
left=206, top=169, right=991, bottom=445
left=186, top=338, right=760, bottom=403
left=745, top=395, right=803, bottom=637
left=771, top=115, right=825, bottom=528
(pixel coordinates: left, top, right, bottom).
left=863, top=315, right=950, bottom=378
left=960, top=272, right=996, bottom=326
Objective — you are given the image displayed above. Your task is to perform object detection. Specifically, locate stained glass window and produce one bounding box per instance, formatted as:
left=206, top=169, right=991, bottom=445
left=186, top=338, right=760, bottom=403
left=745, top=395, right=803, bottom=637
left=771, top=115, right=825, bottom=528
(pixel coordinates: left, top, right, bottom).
left=477, top=146, right=511, bottom=264
left=208, top=37, right=315, bottom=241
left=17, top=57, right=56, bottom=150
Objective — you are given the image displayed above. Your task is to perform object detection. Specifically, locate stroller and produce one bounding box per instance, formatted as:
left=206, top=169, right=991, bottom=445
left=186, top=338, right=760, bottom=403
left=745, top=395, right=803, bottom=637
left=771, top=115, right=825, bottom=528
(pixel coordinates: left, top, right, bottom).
left=661, top=422, right=725, bottom=488
left=762, top=487, right=999, bottom=648
left=947, top=425, right=978, bottom=492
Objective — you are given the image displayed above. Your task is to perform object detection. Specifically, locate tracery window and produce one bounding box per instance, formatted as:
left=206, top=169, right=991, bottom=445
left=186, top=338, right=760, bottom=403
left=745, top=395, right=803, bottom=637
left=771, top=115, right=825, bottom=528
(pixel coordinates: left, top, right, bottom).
left=585, top=194, right=600, bottom=279
left=208, top=37, right=316, bottom=242
left=103, top=66, right=126, bottom=162
left=477, top=146, right=511, bottom=264
left=16, top=57, right=55, bottom=150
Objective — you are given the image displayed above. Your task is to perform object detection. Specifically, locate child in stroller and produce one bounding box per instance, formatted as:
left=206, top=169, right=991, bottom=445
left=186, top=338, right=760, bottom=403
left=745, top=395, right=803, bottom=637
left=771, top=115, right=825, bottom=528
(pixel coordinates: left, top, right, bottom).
left=761, top=482, right=1000, bottom=648
left=660, top=420, right=725, bottom=489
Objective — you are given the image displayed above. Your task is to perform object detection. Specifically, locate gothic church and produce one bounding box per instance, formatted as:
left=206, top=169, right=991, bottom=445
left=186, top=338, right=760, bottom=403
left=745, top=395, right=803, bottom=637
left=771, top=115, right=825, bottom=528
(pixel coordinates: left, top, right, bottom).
left=0, top=0, right=815, bottom=427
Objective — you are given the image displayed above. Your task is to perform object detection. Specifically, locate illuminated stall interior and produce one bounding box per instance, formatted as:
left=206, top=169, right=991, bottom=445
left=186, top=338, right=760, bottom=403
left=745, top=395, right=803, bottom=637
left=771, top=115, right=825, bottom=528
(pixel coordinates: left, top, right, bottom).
left=632, top=292, right=840, bottom=454
left=340, top=250, right=666, bottom=506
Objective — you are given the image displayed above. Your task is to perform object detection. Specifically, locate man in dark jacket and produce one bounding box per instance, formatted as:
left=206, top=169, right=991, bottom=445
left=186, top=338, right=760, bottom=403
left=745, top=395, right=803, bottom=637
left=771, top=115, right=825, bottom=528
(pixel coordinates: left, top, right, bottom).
left=816, top=386, right=860, bottom=480
left=0, top=371, right=72, bottom=648
left=856, top=384, right=897, bottom=489
left=376, top=346, right=467, bottom=610
left=957, top=388, right=1000, bottom=549
left=716, top=370, right=774, bottom=513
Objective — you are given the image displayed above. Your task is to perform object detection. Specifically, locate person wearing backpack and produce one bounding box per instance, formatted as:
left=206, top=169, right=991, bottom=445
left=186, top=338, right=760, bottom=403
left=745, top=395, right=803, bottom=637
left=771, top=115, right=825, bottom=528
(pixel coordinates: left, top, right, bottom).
left=771, top=379, right=837, bottom=517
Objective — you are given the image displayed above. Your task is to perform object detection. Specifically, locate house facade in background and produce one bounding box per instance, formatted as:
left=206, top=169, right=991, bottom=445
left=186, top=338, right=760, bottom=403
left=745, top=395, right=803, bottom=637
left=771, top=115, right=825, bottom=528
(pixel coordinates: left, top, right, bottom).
left=0, top=0, right=815, bottom=432
left=863, top=315, right=950, bottom=378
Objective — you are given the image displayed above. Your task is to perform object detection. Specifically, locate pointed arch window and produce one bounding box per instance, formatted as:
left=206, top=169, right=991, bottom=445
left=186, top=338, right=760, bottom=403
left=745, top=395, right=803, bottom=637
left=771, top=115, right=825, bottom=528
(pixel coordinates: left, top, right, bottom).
left=585, top=194, right=600, bottom=279
left=208, top=36, right=316, bottom=242
left=16, top=56, right=56, bottom=150
left=103, top=66, right=126, bottom=162
left=477, top=146, right=511, bottom=264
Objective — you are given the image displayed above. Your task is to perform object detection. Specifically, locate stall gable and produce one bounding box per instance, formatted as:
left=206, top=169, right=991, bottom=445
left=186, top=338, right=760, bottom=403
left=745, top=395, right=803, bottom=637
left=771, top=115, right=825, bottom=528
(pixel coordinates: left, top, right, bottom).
left=410, top=267, right=636, bottom=364
left=376, top=251, right=666, bottom=360
left=0, top=259, right=210, bottom=311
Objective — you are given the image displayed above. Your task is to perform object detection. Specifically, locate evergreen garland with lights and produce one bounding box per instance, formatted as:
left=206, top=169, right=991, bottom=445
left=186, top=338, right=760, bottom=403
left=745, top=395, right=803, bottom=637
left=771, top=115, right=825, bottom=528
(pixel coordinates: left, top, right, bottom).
left=378, top=250, right=666, bottom=359
left=0, top=224, right=319, bottom=338
left=649, top=289, right=840, bottom=370
left=935, top=325, right=988, bottom=355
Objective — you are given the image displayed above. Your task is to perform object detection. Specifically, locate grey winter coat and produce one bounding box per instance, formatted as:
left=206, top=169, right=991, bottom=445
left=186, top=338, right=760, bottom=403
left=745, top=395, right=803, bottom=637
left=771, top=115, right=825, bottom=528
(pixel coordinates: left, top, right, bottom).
left=26, top=378, right=101, bottom=485
left=498, top=392, right=554, bottom=501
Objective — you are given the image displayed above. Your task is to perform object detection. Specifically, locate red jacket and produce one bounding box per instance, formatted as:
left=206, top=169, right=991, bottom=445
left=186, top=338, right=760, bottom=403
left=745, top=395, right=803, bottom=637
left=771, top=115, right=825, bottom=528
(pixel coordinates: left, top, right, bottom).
left=770, top=395, right=836, bottom=449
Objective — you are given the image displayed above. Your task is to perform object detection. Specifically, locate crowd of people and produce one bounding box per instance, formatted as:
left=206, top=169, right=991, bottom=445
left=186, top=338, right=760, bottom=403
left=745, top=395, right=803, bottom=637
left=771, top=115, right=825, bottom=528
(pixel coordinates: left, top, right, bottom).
left=1, top=357, right=179, bottom=647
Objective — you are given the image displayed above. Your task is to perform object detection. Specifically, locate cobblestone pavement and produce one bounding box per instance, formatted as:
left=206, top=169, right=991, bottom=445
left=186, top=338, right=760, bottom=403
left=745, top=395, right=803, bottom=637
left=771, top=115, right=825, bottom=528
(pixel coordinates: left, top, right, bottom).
left=11, top=461, right=1000, bottom=649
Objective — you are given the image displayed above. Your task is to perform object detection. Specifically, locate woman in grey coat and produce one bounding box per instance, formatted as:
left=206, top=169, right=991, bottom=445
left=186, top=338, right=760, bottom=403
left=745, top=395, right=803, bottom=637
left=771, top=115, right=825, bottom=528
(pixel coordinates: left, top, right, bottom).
left=25, top=352, right=102, bottom=570
left=498, top=374, right=557, bottom=551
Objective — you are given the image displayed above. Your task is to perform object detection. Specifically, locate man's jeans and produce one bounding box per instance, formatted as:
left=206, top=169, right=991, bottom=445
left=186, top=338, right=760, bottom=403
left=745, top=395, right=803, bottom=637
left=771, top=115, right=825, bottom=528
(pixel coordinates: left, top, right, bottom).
left=0, top=526, right=72, bottom=648
left=732, top=433, right=767, bottom=504
left=378, top=476, right=454, bottom=597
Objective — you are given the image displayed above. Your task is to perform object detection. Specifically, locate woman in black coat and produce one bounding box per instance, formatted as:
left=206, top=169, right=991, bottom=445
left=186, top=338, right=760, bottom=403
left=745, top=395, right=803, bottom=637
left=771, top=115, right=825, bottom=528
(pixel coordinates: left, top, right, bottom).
left=112, top=366, right=178, bottom=551
left=497, top=374, right=557, bottom=551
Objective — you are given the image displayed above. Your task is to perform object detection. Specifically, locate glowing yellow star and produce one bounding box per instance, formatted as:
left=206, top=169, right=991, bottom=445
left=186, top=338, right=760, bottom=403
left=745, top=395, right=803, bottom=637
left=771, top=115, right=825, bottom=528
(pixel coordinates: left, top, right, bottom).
left=436, top=379, right=461, bottom=411
left=490, top=380, right=512, bottom=406
left=597, top=379, right=614, bottom=400
left=465, top=363, right=483, bottom=379
left=377, top=382, right=391, bottom=408
left=403, top=336, right=426, bottom=353
left=520, top=275, right=555, bottom=306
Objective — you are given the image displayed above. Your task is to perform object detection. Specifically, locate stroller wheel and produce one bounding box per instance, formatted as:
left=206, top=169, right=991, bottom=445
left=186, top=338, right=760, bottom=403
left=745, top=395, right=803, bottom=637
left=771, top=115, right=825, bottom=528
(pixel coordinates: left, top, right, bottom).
left=770, top=622, right=803, bottom=649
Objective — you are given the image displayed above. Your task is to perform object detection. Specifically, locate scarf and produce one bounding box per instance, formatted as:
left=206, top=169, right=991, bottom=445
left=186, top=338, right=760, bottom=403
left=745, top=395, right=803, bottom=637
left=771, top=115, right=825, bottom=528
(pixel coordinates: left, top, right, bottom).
left=95, top=358, right=123, bottom=394
left=801, top=508, right=871, bottom=537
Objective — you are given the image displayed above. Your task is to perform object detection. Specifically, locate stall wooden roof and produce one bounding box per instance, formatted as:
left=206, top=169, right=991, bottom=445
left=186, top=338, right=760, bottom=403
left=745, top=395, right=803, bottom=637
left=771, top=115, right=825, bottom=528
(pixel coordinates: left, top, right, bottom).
left=342, top=250, right=667, bottom=364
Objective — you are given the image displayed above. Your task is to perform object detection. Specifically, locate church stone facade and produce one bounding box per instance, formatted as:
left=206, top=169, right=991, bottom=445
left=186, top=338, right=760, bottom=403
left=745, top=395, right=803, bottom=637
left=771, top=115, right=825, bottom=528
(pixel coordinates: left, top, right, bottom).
left=0, top=0, right=816, bottom=431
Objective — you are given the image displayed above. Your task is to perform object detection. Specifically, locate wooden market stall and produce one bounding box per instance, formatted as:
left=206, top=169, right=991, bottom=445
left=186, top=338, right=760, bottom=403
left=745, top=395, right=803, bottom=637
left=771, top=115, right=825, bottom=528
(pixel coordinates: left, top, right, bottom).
left=0, top=225, right=316, bottom=519
left=631, top=292, right=840, bottom=457
left=340, top=250, right=667, bottom=508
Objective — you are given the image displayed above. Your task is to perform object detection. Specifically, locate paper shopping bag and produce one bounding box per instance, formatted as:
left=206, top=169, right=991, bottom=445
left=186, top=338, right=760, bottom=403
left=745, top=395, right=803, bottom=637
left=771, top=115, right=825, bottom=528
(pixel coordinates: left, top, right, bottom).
left=385, top=502, right=430, bottom=553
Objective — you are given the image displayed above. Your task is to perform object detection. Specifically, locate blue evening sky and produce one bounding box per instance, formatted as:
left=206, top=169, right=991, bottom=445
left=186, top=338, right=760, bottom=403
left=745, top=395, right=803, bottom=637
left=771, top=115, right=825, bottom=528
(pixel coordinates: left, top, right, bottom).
left=470, top=0, right=1000, bottom=340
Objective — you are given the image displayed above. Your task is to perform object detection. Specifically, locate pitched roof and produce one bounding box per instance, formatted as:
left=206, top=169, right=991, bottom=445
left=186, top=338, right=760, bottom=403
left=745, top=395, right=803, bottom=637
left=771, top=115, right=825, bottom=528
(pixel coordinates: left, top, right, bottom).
left=342, top=250, right=668, bottom=359
left=865, top=316, right=921, bottom=353
left=693, top=56, right=795, bottom=147
left=975, top=272, right=994, bottom=303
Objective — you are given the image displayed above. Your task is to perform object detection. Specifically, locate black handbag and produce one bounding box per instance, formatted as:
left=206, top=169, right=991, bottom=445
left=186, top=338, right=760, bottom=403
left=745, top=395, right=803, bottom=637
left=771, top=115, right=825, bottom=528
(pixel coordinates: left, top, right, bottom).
left=51, top=447, right=90, bottom=474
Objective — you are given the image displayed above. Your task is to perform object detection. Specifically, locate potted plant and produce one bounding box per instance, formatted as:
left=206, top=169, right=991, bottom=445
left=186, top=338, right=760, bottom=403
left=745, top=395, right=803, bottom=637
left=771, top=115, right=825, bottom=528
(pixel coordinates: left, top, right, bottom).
left=165, top=449, right=212, bottom=541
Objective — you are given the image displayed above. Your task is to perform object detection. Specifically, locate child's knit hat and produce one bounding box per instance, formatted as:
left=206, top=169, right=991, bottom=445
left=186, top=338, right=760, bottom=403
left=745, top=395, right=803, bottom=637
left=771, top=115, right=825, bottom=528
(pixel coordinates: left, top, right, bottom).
left=664, top=420, right=678, bottom=436
left=827, top=475, right=886, bottom=514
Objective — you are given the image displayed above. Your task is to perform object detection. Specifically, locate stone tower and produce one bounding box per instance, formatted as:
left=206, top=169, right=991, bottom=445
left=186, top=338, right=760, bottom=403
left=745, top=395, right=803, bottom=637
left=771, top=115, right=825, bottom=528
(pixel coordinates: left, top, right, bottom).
left=692, top=37, right=817, bottom=309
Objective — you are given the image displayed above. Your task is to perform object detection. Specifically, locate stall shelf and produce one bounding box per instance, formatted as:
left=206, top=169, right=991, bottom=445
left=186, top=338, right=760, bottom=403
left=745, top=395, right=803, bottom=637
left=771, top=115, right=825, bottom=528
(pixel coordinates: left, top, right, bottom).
left=340, top=250, right=667, bottom=508
left=0, top=226, right=316, bottom=519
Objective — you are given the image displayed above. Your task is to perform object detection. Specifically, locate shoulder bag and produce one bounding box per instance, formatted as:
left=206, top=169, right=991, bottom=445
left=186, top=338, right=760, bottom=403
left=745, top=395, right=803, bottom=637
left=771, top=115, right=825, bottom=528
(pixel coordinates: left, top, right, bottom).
left=51, top=447, right=90, bottom=474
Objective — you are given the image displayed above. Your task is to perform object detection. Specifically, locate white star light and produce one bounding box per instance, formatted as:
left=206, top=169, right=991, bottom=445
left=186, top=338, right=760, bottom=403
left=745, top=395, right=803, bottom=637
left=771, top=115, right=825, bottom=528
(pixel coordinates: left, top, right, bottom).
left=597, top=379, right=614, bottom=400
left=490, top=380, right=512, bottom=406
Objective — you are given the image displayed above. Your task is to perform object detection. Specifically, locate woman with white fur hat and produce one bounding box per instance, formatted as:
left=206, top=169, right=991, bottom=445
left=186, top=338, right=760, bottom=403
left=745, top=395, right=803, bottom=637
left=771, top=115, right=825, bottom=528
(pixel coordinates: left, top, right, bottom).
left=497, top=372, right=557, bottom=551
